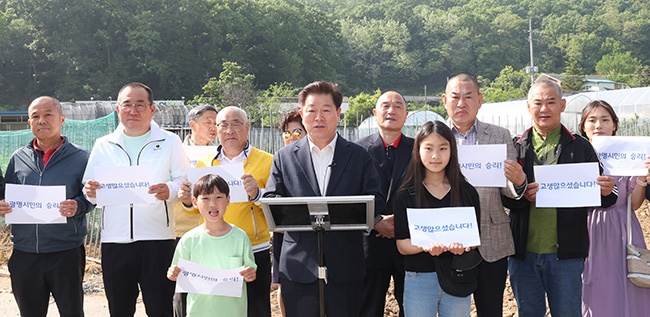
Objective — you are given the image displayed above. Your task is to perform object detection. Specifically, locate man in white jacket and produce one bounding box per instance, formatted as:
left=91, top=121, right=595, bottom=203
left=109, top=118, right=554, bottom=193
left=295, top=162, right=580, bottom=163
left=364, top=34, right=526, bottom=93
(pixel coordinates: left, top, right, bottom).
left=83, top=82, right=190, bottom=316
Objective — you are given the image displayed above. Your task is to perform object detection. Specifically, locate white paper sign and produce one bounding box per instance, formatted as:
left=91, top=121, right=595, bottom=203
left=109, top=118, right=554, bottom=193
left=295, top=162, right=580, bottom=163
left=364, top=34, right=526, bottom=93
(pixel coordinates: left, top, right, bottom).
left=187, top=164, right=247, bottom=203
left=4, top=184, right=66, bottom=224
left=458, top=144, right=507, bottom=187
left=183, top=146, right=217, bottom=167
left=407, top=207, right=480, bottom=247
left=94, top=165, right=157, bottom=206
left=533, top=162, right=600, bottom=208
left=591, top=136, right=650, bottom=176
left=175, top=258, right=245, bottom=297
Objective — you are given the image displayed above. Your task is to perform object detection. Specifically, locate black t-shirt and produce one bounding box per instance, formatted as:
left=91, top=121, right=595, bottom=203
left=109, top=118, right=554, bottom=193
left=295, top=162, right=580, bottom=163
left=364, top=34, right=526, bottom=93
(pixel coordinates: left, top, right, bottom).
left=394, top=181, right=481, bottom=273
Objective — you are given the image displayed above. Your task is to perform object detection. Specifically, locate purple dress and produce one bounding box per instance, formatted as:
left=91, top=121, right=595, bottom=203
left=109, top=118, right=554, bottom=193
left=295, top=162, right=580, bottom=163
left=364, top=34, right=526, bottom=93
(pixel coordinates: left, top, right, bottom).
left=582, top=176, right=650, bottom=317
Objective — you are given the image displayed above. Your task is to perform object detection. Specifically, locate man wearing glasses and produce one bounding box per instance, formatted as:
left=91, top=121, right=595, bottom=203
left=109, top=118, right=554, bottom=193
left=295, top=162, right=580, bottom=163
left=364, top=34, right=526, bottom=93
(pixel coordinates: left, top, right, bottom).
left=83, top=82, right=190, bottom=316
left=179, top=106, right=273, bottom=316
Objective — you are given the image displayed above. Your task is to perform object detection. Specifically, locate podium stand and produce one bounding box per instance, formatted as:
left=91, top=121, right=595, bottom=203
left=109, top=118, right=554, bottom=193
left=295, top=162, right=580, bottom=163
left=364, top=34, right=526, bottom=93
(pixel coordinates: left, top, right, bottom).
left=260, top=195, right=375, bottom=317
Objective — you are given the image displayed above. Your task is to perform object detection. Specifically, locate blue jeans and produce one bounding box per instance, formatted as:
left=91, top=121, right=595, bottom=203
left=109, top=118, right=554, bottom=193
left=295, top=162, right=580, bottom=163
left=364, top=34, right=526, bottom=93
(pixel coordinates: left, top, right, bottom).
left=509, top=252, right=584, bottom=317
left=403, top=271, right=470, bottom=317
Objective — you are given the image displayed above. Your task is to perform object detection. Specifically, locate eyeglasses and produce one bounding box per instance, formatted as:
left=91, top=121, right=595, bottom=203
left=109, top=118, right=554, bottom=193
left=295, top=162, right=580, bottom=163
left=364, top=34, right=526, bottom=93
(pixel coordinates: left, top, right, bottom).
left=119, top=103, right=151, bottom=112
left=217, top=121, right=245, bottom=131
left=282, top=128, right=303, bottom=139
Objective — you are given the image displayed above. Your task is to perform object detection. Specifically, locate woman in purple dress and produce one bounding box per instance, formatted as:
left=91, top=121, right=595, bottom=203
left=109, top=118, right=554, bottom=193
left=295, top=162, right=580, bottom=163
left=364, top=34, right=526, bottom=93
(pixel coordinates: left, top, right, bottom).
left=580, top=100, right=650, bottom=317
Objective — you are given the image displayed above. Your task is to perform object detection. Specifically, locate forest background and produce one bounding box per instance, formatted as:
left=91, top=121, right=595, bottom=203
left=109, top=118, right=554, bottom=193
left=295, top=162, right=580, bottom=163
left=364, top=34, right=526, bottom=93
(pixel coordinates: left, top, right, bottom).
left=2, top=0, right=650, bottom=124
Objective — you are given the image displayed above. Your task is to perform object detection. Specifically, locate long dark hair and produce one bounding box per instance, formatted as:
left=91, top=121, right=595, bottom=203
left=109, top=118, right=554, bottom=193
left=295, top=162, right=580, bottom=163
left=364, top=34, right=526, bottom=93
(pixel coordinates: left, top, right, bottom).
left=399, top=120, right=468, bottom=207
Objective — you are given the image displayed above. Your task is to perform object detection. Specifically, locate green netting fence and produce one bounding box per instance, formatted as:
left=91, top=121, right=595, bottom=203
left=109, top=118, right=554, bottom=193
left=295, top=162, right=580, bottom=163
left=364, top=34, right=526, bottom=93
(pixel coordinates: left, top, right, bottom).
left=0, top=112, right=119, bottom=261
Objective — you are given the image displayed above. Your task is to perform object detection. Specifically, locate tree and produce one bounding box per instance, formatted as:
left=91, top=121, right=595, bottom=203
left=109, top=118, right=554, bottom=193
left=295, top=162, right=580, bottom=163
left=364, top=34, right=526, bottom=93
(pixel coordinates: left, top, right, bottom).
left=562, top=59, right=585, bottom=93
left=191, top=61, right=257, bottom=113
left=256, top=82, right=299, bottom=127
left=342, top=90, right=382, bottom=127
left=481, top=66, right=530, bottom=102
left=595, top=52, right=641, bottom=84
left=631, top=65, right=650, bottom=87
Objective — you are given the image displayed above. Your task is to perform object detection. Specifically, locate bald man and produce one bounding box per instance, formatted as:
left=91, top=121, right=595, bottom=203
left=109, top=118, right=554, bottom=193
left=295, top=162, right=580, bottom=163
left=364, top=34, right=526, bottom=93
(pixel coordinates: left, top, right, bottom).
left=356, top=91, right=413, bottom=317
left=0, top=96, right=93, bottom=316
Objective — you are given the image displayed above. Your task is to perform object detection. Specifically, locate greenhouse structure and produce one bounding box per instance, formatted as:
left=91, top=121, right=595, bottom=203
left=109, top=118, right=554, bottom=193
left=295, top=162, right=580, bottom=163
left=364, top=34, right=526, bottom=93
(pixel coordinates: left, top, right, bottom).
left=357, top=110, right=445, bottom=138
left=477, top=87, right=650, bottom=137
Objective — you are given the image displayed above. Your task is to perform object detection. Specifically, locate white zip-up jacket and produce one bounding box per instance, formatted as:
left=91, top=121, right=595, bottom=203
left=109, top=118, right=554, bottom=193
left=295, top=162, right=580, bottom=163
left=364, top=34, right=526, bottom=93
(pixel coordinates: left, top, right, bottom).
left=83, top=121, right=189, bottom=243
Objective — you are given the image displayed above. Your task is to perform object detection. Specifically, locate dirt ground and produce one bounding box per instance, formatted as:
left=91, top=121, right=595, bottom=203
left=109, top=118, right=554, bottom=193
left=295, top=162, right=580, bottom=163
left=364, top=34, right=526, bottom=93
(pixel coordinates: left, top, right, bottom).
left=1, top=203, right=650, bottom=316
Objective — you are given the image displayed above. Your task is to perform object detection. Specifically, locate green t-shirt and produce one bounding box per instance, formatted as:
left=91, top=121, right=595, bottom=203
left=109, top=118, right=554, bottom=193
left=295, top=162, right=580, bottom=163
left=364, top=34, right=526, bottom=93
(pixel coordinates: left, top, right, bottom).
left=527, top=126, right=561, bottom=254
left=122, top=130, right=151, bottom=166
left=172, top=224, right=257, bottom=317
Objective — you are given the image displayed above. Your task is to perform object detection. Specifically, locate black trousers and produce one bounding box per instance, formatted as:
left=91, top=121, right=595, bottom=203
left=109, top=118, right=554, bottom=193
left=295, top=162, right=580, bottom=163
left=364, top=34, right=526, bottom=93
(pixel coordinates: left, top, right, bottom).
left=102, top=240, right=176, bottom=317
left=281, top=277, right=364, bottom=317
left=473, top=257, right=508, bottom=317
left=360, top=266, right=405, bottom=317
left=247, top=249, right=272, bottom=317
left=9, top=246, right=85, bottom=317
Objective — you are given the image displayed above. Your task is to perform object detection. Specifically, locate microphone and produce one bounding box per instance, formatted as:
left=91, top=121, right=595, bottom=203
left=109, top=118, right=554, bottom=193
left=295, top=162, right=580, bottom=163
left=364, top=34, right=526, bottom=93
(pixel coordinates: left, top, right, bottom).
left=329, top=160, right=336, bottom=168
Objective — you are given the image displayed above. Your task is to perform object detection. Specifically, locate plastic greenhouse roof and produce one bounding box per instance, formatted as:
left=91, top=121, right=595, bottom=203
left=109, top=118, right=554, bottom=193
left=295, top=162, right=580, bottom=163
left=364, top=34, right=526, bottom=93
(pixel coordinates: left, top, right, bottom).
left=357, top=110, right=445, bottom=138
left=477, top=87, right=650, bottom=136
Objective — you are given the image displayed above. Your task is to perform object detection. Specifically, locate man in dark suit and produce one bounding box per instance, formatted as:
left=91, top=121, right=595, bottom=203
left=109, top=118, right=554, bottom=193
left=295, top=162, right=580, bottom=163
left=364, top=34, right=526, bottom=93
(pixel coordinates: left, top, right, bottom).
left=356, top=91, right=412, bottom=317
left=264, top=81, right=384, bottom=317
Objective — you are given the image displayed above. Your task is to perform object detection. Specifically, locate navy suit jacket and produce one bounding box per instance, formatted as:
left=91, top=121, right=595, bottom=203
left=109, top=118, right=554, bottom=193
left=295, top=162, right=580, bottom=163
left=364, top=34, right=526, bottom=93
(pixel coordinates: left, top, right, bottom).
left=264, top=135, right=385, bottom=284
left=356, top=133, right=413, bottom=269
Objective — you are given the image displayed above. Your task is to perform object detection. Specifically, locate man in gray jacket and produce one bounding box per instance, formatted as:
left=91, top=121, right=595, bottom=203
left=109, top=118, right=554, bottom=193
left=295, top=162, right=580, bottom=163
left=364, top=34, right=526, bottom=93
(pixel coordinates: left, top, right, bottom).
left=0, top=96, right=93, bottom=316
left=443, top=74, right=527, bottom=317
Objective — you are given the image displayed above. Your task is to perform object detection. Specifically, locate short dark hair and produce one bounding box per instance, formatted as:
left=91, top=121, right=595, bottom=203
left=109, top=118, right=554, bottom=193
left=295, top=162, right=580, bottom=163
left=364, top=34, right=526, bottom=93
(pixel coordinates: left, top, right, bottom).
left=298, top=81, right=343, bottom=109
left=188, top=105, right=218, bottom=122
left=279, top=108, right=304, bottom=132
left=118, top=82, right=153, bottom=104
left=579, top=100, right=619, bottom=137
left=193, top=174, right=230, bottom=197
left=447, top=73, right=480, bottom=92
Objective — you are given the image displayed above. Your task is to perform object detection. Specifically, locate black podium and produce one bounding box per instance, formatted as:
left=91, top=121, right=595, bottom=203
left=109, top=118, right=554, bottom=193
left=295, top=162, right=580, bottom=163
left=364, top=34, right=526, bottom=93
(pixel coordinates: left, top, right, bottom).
left=260, top=195, right=375, bottom=317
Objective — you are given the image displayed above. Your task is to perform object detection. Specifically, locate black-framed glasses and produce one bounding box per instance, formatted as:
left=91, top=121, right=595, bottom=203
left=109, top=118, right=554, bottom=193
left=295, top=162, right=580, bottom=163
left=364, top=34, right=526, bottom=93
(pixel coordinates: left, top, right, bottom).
left=282, top=128, right=303, bottom=139
left=216, top=121, right=245, bottom=131
left=119, top=103, right=151, bottom=112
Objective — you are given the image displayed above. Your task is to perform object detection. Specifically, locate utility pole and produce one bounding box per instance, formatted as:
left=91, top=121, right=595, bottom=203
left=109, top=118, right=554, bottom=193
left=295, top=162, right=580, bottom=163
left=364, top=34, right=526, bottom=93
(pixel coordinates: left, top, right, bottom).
left=525, top=18, right=539, bottom=86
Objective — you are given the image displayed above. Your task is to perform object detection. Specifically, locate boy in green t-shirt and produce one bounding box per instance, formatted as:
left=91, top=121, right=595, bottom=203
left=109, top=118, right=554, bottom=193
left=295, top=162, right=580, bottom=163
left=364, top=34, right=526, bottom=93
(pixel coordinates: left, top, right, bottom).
left=167, top=174, right=257, bottom=317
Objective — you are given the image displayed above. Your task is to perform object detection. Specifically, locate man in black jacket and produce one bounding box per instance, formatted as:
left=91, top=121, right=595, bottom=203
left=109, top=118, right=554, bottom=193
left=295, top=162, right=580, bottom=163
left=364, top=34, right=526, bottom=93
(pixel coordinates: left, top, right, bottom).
left=502, top=80, right=617, bottom=317
left=0, top=96, right=93, bottom=316
left=356, top=91, right=413, bottom=317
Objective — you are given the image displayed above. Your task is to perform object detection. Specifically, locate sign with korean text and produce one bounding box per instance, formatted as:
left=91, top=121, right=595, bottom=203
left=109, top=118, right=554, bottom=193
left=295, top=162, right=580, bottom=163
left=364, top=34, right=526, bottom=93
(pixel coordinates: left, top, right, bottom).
left=533, top=162, right=600, bottom=208
left=4, top=184, right=66, bottom=224
left=407, top=207, right=480, bottom=248
left=458, top=144, right=507, bottom=187
left=94, top=165, right=156, bottom=206
left=175, top=258, right=245, bottom=297
left=591, top=136, right=650, bottom=176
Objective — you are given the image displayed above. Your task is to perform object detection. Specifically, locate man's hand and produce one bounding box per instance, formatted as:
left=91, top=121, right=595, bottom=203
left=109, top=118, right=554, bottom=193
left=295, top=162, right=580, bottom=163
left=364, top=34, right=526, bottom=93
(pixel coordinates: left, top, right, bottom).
left=149, top=183, right=170, bottom=201
left=84, top=180, right=101, bottom=198
left=374, top=215, right=395, bottom=238
left=178, top=181, right=192, bottom=206
left=241, top=174, right=259, bottom=199
left=597, top=176, right=615, bottom=196
left=524, top=182, right=539, bottom=202
left=504, top=159, right=526, bottom=187
left=167, top=265, right=181, bottom=281
left=0, top=201, right=12, bottom=217
left=240, top=266, right=257, bottom=282
left=59, top=199, right=78, bottom=218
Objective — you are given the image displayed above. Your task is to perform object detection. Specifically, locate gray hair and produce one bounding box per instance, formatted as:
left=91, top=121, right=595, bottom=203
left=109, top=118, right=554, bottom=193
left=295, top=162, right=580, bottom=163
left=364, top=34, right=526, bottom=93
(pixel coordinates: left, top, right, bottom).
left=528, top=80, right=563, bottom=100
left=187, top=105, right=217, bottom=122
left=217, top=106, right=249, bottom=123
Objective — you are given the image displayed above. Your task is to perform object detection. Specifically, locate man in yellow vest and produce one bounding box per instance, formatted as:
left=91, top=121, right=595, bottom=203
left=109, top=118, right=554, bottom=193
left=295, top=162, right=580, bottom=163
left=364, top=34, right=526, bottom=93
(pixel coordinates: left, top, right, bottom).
left=179, top=106, right=272, bottom=316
